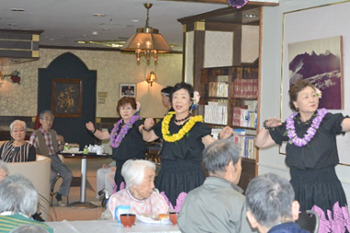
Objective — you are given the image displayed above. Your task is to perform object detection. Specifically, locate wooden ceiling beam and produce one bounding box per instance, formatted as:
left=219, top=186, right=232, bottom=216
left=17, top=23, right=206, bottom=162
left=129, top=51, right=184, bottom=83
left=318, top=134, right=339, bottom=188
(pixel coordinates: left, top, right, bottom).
left=178, top=5, right=259, bottom=24
left=163, top=0, right=278, bottom=6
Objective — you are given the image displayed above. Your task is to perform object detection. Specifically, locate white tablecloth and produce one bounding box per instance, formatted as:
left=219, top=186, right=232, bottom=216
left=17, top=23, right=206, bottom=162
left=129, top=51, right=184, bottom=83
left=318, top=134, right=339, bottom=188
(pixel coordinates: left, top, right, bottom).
left=46, top=220, right=181, bottom=233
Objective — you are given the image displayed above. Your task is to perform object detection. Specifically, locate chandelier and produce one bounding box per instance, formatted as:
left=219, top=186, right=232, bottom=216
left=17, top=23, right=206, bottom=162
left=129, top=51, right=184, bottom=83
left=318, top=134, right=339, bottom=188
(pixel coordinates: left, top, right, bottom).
left=121, top=3, right=172, bottom=62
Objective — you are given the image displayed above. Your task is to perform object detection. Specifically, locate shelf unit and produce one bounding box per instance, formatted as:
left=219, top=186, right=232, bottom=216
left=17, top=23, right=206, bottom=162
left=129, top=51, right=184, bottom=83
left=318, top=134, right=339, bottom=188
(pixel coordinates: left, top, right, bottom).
left=200, top=65, right=259, bottom=192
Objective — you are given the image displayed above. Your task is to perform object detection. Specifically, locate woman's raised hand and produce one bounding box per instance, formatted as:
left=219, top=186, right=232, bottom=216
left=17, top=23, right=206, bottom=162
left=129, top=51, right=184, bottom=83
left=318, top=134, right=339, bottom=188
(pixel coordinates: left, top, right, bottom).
left=265, top=117, right=282, bottom=128
left=144, top=118, right=155, bottom=130
left=86, top=121, right=95, bottom=131
left=219, top=126, right=234, bottom=139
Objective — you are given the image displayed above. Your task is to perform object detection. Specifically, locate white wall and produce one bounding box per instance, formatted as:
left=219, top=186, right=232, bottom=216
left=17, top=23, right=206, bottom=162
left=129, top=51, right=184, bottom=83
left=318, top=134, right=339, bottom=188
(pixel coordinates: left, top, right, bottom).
left=259, top=0, right=350, bottom=202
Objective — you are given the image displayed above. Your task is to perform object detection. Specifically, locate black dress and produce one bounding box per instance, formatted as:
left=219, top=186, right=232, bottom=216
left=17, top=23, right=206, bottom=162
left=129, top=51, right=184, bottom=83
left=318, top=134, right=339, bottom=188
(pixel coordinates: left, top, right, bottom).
left=108, top=119, right=146, bottom=191
left=270, top=111, right=350, bottom=233
left=153, top=116, right=211, bottom=207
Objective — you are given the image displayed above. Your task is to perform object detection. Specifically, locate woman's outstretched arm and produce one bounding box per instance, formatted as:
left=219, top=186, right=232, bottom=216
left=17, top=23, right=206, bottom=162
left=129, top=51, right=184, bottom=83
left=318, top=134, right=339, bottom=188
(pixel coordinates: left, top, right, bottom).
left=255, top=117, right=281, bottom=148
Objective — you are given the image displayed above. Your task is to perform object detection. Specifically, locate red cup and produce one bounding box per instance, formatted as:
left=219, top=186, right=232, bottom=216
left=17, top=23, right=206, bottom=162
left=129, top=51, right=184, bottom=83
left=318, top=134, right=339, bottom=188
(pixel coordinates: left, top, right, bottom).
left=169, top=212, right=179, bottom=225
left=120, top=214, right=136, bottom=227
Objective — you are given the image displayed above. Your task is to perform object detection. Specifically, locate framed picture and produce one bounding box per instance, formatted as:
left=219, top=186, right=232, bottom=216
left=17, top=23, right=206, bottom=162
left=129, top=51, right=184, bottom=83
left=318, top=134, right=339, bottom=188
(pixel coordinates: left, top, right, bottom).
left=288, top=36, right=344, bottom=110
left=51, top=79, right=83, bottom=118
left=120, top=83, right=136, bottom=98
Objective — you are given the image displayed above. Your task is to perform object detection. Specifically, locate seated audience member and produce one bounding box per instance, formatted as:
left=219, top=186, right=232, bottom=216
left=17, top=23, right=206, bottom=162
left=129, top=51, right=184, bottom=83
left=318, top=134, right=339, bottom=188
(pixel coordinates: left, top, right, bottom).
left=245, top=173, right=309, bottom=233
left=91, top=161, right=116, bottom=206
left=108, top=159, right=168, bottom=219
left=29, top=110, right=73, bottom=207
left=0, top=174, right=53, bottom=233
left=0, top=120, right=36, bottom=162
left=0, top=160, right=9, bottom=182
left=178, top=139, right=254, bottom=233
left=10, top=225, right=49, bottom=233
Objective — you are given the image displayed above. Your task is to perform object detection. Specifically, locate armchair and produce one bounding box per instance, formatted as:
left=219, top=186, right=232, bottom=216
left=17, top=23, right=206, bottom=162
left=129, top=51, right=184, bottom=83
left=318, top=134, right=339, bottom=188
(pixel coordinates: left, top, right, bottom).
left=6, top=155, right=51, bottom=221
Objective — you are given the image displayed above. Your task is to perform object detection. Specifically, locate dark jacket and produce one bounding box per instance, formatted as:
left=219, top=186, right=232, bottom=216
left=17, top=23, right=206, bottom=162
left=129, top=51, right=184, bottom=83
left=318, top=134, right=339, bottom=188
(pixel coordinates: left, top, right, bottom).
left=268, top=222, right=310, bottom=233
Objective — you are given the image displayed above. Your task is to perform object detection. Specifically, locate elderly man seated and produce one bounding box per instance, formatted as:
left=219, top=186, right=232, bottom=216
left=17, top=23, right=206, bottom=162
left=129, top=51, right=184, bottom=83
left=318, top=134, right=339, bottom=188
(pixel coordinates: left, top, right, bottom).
left=29, top=110, right=73, bottom=207
left=245, top=173, right=309, bottom=233
left=178, top=139, right=255, bottom=233
left=0, top=174, right=53, bottom=233
left=107, top=159, right=168, bottom=219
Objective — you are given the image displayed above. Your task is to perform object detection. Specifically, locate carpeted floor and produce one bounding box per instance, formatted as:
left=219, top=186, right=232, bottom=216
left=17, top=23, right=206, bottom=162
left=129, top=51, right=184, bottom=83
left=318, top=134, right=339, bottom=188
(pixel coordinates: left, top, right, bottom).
left=47, top=156, right=113, bottom=222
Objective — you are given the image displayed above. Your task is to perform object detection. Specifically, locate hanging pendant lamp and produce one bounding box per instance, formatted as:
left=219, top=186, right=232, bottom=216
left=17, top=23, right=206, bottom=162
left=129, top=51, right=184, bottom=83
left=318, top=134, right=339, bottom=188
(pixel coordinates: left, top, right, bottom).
left=121, top=3, right=172, bottom=62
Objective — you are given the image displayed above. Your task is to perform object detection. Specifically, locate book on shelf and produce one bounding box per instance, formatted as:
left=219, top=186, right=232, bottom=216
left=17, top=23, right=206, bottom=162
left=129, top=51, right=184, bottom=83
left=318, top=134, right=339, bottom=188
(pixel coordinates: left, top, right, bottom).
left=230, top=135, right=256, bottom=159
left=208, top=82, right=228, bottom=97
left=211, top=128, right=223, bottom=140
left=232, top=128, right=257, bottom=136
left=233, top=78, right=258, bottom=99
left=233, top=128, right=245, bottom=135
left=204, top=104, right=228, bottom=125
left=232, top=107, right=257, bottom=128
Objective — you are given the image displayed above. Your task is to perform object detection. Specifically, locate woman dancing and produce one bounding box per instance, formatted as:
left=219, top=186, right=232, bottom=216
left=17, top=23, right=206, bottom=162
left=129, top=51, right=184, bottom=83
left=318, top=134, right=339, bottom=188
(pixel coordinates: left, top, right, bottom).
left=86, top=97, right=146, bottom=191
left=255, top=79, right=350, bottom=233
left=142, top=82, right=233, bottom=209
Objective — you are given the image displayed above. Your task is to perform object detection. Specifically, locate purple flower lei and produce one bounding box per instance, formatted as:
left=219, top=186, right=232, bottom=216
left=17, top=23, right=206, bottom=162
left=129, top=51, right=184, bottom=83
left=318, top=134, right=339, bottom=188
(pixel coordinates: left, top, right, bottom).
left=227, top=0, right=248, bottom=9
left=110, top=115, right=141, bottom=148
left=286, top=108, right=327, bottom=147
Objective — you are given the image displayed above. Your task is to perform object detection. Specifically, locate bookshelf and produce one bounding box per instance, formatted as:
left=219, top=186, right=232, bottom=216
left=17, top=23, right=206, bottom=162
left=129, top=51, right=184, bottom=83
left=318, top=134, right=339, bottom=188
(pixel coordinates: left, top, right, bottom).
left=200, top=65, right=259, bottom=191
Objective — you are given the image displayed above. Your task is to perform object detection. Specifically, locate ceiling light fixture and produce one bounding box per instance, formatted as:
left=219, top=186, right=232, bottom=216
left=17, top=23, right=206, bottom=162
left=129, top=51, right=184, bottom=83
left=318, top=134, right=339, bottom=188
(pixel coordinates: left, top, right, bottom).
left=93, top=13, right=106, bottom=17
left=121, top=3, right=172, bottom=62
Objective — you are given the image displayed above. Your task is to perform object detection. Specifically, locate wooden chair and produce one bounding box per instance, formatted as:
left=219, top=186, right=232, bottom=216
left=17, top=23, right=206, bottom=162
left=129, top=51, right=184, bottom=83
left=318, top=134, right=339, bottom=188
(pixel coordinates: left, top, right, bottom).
left=145, top=141, right=161, bottom=164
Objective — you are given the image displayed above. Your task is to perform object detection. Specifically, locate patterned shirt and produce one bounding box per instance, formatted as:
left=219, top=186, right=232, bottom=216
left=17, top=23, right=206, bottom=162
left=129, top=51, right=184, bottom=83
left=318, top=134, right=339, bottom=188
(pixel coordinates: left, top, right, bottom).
left=0, top=141, right=36, bottom=162
left=29, top=127, right=63, bottom=156
left=108, top=189, right=169, bottom=219
left=0, top=212, right=53, bottom=233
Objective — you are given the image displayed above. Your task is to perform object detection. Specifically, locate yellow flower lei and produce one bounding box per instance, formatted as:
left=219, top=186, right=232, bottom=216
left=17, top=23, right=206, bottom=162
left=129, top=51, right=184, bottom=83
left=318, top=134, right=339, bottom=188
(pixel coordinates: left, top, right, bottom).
left=161, top=111, right=203, bottom=142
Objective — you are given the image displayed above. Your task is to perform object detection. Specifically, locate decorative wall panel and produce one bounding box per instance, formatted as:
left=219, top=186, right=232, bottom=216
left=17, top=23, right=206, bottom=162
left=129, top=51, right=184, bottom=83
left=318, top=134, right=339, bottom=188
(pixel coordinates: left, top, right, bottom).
left=204, top=31, right=233, bottom=68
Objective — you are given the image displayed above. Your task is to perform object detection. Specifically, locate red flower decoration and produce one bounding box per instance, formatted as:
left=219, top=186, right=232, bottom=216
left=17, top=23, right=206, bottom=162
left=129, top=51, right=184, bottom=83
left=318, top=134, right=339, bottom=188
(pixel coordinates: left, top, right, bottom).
left=1, top=70, right=21, bottom=84
left=10, top=75, right=21, bottom=84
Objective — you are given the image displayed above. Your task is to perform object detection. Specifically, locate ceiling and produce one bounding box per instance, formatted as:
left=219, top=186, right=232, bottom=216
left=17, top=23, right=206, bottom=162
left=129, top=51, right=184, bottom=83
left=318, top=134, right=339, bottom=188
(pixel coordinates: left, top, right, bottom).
left=0, top=0, right=275, bottom=52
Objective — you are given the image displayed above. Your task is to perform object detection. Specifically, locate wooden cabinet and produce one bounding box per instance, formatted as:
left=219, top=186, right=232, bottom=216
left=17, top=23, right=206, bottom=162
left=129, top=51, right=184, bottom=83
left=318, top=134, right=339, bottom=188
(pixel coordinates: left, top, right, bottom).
left=200, top=65, right=259, bottom=192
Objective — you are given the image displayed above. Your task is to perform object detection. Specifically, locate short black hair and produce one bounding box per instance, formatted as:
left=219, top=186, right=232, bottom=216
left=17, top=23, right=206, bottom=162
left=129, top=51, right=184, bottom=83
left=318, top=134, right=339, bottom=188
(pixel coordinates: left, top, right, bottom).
left=169, top=82, right=194, bottom=102
left=161, top=86, right=173, bottom=96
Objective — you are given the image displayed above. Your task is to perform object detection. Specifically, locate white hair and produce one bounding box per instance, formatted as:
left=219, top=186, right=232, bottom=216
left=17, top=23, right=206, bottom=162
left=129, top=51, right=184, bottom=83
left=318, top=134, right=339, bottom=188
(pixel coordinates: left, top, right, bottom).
left=10, top=120, right=27, bottom=132
left=121, top=159, right=156, bottom=189
left=0, top=174, right=38, bottom=216
left=10, top=225, right=49, bottom=233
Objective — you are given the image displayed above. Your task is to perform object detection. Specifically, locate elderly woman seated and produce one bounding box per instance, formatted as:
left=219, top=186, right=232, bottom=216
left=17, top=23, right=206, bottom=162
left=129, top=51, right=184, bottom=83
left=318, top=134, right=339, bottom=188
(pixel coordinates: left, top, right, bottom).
left=0, top=174, right=53, bottom=232
left=0, top=120, right=36, bottom=162
left=108, top=159, right=169, bottom=219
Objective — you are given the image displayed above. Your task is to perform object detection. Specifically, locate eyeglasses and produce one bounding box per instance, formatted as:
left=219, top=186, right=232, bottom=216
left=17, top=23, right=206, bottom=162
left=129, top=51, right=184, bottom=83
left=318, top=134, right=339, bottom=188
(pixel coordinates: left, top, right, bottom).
left=42, top=118, right=54, bottom=122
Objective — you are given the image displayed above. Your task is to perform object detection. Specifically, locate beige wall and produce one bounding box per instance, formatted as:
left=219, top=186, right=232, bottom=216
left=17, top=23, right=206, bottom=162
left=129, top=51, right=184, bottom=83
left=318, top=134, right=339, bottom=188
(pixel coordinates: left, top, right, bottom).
left=0, top=48, right=182, bottom=118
